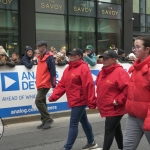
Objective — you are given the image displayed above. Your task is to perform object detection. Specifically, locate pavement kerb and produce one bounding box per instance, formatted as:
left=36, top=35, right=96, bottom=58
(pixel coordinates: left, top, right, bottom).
left=2, top=109, right=99, bottom=125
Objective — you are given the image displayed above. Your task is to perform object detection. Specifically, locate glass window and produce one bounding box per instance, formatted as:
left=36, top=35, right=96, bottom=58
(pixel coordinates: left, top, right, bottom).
left=69, top=16, right=95, bottom=50
left=97, top=0, right=121, bottom=4
left=0, top=10, right=19, bottom=56
left=140, top=26, right=145, bottom=32
left=133, top=13, right=140, bottom=31
left=68, top=0, right=95, bottom=17
left=98, top=3, right=121, bottom=19
left=97, top=19, right=122, bottom=54
left=140, top=15, right=145, bottom=26
left=36, top=13, right=67, bottom=51
left=140, top=0, right=145, bottom=14
left=146, top=15, right=150, bottom=27
left=0, top=0, right=18, bottom=10
left=146, top=0, right=150, bottom=14
left=133, top=0, right=139, bottom=13
left=36, top=0, right=67, bottom=14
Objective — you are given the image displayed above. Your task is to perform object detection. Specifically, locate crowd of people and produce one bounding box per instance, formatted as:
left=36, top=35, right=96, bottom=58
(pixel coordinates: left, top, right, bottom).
left=0, top=41, right=137, bottom=69
left=0, top=36, right=150, bottom=150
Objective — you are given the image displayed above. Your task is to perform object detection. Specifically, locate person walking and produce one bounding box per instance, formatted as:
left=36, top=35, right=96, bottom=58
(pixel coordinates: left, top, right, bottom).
left=123, top=36, right=150, bottom=150
left=96, top=50, right=130, bottom=150
left=49, top=48, right=98, bottom=150
left=35, top=41, right=56, bottom=129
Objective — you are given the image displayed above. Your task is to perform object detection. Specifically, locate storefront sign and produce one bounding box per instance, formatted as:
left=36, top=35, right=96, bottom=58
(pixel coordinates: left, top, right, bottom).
left=69, top=0, right=95, bottom=17
left=98, top=3, right=121, bottom=19
left=0, top=0, right=17, bottom=9
left=36, top=0, right=66, bottom=14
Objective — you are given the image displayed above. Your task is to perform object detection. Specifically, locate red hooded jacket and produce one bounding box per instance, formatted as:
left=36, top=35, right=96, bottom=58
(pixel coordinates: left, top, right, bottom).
left=49, top=60, right=96, bottom=108
left=96, top=64, right=130, bottom=117
left=126, top=56, right=150, bottom=131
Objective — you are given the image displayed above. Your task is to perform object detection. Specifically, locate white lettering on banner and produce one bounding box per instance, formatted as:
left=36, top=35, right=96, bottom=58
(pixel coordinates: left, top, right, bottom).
left=0, top=64, right=132, bottom=118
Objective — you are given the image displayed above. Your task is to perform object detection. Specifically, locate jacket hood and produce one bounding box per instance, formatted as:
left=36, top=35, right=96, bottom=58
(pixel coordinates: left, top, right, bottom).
left=133, top=55, right=150, bottom=70
left=68, top=59, right=87, bottom=69
left=102, top=64, right=122, bottom=77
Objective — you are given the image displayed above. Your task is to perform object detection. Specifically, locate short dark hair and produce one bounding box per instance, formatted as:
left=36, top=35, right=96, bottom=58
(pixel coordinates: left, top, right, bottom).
left=12, top=52, right=19, bottom=56
left=135, top=36, right=150, bottom=47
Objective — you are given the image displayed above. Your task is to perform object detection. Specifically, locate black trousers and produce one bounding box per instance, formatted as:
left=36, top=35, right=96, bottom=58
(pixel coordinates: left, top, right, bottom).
left=103, top=115, right=123, bottom=150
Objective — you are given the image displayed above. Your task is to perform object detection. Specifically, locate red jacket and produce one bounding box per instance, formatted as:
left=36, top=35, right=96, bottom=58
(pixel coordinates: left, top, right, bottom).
left=126, top=56, right=150, bottom=131
left=96, top=64, right=130, bottom=117
left=36, top=52, right=56, bottom=89
left=49, top=60, right=96, bottom=108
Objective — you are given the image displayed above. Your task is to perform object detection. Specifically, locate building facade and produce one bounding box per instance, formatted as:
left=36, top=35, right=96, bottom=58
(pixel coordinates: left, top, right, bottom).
left=133, top=0, right=150, bottom=37
left=0, top=0, right=133, bottom=56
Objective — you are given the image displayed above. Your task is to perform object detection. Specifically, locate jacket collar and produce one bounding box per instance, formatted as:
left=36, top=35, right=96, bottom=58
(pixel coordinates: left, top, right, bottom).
left=38, top=51, right=51, bottom=61
left=68, top=59, right=86, bottom=69
left=129, top=56, right=150, bottom=75
left=102, top=64, right=122, bottom=78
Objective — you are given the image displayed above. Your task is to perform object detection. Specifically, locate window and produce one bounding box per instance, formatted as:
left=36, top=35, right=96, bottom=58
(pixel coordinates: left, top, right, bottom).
left=146, top=0, right=150, bottom=14
left=0, top=0, right=19, bottom=56
left=140, top=0, right=145, bottom=14
left=69, top=16, right=95, bottom=50
left=133, top=0, right=139, bottom=13
left=97, top=19, right=122, bottom=54
left=36, top=13, right=67, bottom=50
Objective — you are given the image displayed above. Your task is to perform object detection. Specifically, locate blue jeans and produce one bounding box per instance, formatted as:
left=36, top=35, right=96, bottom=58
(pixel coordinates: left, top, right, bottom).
left=64, top=106, right=94, bottom=150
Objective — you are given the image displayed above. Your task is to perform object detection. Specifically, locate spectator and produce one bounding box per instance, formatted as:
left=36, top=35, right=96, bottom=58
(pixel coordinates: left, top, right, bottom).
left=55, top=52, right=68, bottom=66
left=127, top=53, right=136, bottom=64
left=0, top=46, right=15, bottom=67
left=117, top=49, right=126, bottom=63
left=97, top=55, right=103, bottom=64
left=50, top=46, right=57, bottom=58
left=96, top=50, right=130, bottom=150
left=21, top=46, right=37, bottom=69
left=11, top=52, right=21, bottom=65
left=35, top=40, right=56, bottom=130
left=110, top=44, right=116, bottom=50
left=83, top=45, right=97, bottom=66
left=34, top=49, right=40, bottom=63
left=60, top=48, right=69, bottom=62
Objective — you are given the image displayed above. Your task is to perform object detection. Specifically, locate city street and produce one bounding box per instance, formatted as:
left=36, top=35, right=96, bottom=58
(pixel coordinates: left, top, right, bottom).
left=0, top=113, right=149, bottom=150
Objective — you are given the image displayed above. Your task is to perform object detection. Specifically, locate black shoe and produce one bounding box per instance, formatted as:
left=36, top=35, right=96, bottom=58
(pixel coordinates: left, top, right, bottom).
left=37, top=122, right=45, bottom=129
left=42, top=120, right=54, bottom=129
left=81, top=141, right=99, bottom=150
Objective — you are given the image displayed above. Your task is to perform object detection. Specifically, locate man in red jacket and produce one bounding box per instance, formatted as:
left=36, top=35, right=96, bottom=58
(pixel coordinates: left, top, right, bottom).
left=49, top=48, right=98, bottom=150
left=35, top=41, right=56, bottom=129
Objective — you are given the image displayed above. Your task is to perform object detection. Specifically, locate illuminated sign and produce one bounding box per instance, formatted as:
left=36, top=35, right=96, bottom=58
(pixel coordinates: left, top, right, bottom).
left=98, top=3, right=121, bottom=19
left=69, top=0, right=95, bottom=17
left=36, top=0, right=66, bottom=14
left=0, top=0, right=12, bottom=4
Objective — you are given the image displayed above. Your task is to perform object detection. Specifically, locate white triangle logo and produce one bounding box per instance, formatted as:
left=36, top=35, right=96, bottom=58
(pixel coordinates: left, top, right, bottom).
left=4, top=76, right=16, bottom=89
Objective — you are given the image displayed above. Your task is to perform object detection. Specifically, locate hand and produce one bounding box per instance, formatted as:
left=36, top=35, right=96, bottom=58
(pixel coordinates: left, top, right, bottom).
left=83, top=53, right=87, bottom=58
left=33, top=57, right=37, bottom=61
left=113, top=100, right=118, bottom=106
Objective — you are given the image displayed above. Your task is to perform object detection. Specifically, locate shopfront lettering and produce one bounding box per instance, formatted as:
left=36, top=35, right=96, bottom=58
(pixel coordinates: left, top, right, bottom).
left=73, top=6, right=92, bottom=13
left=41, top=3, right=62, bottom=10
left=0, top=0, right=12, bottom=4
left=102, top=9, right=118, bottom=16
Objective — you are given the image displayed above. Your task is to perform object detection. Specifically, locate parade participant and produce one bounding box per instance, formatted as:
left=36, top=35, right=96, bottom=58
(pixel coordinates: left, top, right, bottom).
left=96, top=50, right=130, bottom=150
left=124, top=36, right=150, bottom=150
left=49, top=48, right=98, bottom=150
left=35, top=41, right=56, bottom=129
